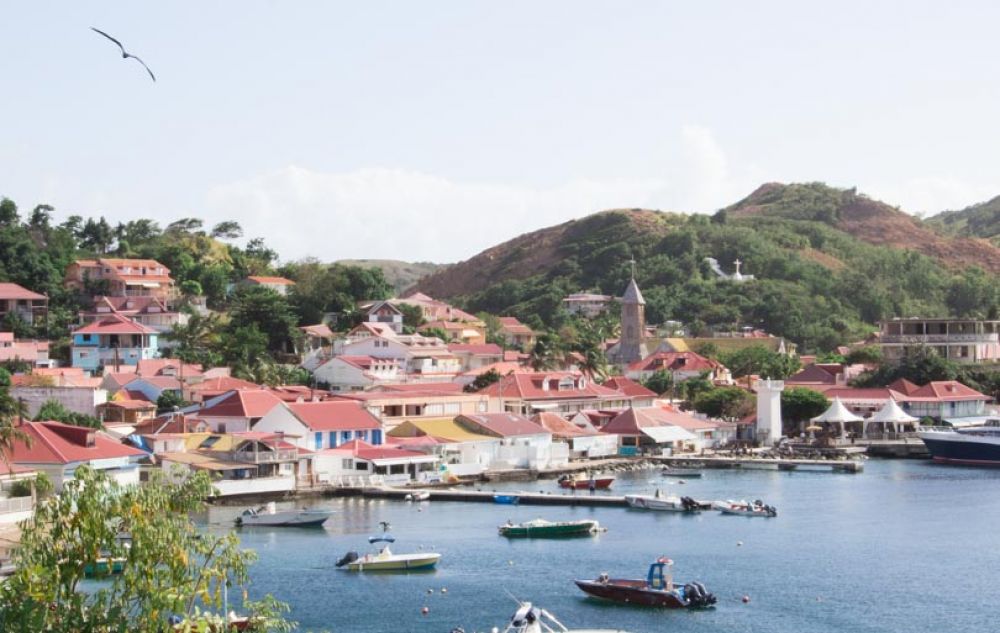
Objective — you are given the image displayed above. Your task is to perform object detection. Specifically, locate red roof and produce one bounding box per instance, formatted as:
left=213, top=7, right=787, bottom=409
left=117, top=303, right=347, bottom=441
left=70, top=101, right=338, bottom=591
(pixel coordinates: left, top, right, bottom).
left=448, top=343, right=503, bottom=355
left=627, top=351, right=722, bottom=374
left=602, top=406, right=715, bottom=436
left=498, top=316, right=534, bottom=335
left=479, top=372, right=632, bottom=402
left=531, top=412, right=597, bottom=438
left=189, top=376, right=261, bottom=393
left=602, top=377, right=657, bottom=398
left=300, top=323, right=334, bottom=338
left=287, top=401, right=381, bottom=431
left=9, top=421, right=146, bottom=465
left=903, top=381, right=990, bottom=402
left=887, top=378, right=920, bottom=395
left=199, top=390, right=283, bottom=418
left=136, top=359, right=204, bottom=378
left=0, top=282, right=45, bottom=300
left=74, top=313, right=157, bottom=335
left=787, top=364, right=843, bottom=385
left=457, top=413, right=548, bottom=437
left=375, top=383, right=464, bottom=394
left=324, top=439, right=426, bottom=461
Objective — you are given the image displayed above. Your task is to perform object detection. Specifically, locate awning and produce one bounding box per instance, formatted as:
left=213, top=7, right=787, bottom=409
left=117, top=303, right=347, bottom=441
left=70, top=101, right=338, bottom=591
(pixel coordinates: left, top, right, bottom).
left=640, top=425, right=697, bottom=443
left=944, top=416, right=1000, bottom=428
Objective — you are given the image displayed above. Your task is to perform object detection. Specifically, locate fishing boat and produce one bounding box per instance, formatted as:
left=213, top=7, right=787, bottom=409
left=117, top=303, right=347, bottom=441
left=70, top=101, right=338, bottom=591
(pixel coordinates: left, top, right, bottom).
left=714, top=499, right=777, bottom=517
left=557, top=473, right=615, bottom=490
left=496, top=601, right=631, bottom=633
left=625, top=492, right=710, bottom=513
left=405, top=490, right=431, bottom=501
left=498, top=518, right=601, bottom=538
left=660, top=467, right=702, bottom=478
left=575, top=558, right=717, bottom=609
left=336, top=522, right=441, bottom=571
left=234, top=502, right=333, bottom=527
left=494, top=494, right=520, bottom=505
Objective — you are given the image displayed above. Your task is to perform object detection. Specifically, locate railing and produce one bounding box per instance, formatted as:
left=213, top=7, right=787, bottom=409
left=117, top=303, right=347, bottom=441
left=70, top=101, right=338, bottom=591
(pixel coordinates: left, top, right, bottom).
left=881, top=334, right=999, bottom=344
left=232, top=449, right=299, bottom=464
left=0, top=496, right=33, bottom=515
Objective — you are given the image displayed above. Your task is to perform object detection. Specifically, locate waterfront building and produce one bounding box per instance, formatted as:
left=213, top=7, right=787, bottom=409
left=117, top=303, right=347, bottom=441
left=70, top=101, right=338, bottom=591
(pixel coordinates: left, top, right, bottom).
left=878, top=317, right=1000, bottom=364
left=562, top=292, right=613, bottom=318
left=7, top=421, right=146, bottom=491
left=600, top=407, right=699, bottom=455
left=334, top=389, right=491, bottom=432
left=387, top=418, right=501, bottom=478
left=158, top=432, right=300, bottom=496
left=0, top=282, right=48, bottom=326
left=453, top=413, right=567, bottom=470
left=478, top=371, right=646, bottom=416
left=254, top=400, right=385, bottom=451
left=317, top=439, right=438, bottom=485
left=65, top=258, right=174, bottom=301
left=531, top=411, right=619, bottom=458
left=755, top=379, right=784, bottom=446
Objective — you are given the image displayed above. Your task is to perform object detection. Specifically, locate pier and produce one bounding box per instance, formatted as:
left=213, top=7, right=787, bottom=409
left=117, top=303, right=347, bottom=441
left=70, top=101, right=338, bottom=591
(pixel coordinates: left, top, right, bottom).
left=656, top=455, right=865, bottom=473
left=350, top=486, right=632, bottom=507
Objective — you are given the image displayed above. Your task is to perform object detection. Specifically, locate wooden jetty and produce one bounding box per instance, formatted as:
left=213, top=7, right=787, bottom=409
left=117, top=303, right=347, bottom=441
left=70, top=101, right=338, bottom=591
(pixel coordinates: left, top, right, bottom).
left=353, top=486, right=631, bottom=507
left=656, top=455, right=864, bottom=473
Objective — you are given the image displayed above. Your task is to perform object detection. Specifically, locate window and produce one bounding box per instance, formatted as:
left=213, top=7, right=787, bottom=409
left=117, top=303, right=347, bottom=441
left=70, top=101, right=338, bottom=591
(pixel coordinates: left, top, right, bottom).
left=342, top=459, right=353, bottom=469
left=371, top=430, right=382, bottom=445
left=341, top=430, right=353, bottom=444
left=329, top=431, right=337, bottom=447
left=199, top=436, right=221, bottom=449
left=357, top=430, right=369, bottom=442
left=314, top=432, right=323, bottom=450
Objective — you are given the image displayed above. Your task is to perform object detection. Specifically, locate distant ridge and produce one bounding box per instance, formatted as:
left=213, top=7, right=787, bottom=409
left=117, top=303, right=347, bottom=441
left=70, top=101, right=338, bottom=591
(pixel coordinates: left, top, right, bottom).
left=335, top=259, right=445, bottom=293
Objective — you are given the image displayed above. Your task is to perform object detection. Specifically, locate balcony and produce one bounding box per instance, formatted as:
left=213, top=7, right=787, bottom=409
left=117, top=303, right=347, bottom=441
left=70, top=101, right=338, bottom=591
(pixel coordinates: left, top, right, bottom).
left=232, top=449, right=299, bottom=464
left=880, top=333, right=999, bottom=345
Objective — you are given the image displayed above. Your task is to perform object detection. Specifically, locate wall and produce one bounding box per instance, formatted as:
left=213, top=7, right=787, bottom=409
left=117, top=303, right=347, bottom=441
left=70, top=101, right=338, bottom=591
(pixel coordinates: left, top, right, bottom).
left=11, top=386, right=108, bottom=417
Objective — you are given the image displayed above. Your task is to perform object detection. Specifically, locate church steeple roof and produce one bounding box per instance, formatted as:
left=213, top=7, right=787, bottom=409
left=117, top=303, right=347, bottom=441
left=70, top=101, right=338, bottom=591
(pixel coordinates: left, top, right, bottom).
left=622, top=278, right=645, bottom=305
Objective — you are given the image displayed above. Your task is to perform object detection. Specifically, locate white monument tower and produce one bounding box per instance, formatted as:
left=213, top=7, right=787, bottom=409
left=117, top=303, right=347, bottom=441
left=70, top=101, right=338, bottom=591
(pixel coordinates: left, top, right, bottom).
left=755, top=379, right=784, bottom=446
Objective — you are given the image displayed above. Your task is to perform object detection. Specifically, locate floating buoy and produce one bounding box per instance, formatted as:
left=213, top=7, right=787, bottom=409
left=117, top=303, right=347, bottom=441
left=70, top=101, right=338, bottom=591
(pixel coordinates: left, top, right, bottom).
left=441, top=588, right=448, bottom=593
left=742, top=595, right=750, bottom=604
left=737, top=541, right=743, bottom=547
left=508, top=560, right=514, bottom=566
left=421, top=607, right=429, bottom=615
left=427, top=589, right=434, bottom=594
left=418, top=508, right=423, bottom=512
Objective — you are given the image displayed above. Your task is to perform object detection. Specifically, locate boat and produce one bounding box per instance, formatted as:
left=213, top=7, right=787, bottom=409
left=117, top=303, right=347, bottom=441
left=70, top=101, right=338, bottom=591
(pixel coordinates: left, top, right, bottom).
left=495, top=601, right=631, bottom=633
left=83, top=556, right=126, bottom=577
left=557, top=473, right=615, bottom=490
left=660, top=467, right=702, bottom=478
left=498, top=518, right=601, bottom=538
left=234, top=502, right=333, bottom=527
left=405, top=490, right=431, bottom=501
left=714, top=499, right=777, bottom=517
left=919, top=419, right=1000, bottom=466
left=625, top=492, right=710, bottom=513
left=575, top=558, right=716, bottom=608
left=336, top=522, right=441, bottom=571
left=494, top=494, right=521, bottom=505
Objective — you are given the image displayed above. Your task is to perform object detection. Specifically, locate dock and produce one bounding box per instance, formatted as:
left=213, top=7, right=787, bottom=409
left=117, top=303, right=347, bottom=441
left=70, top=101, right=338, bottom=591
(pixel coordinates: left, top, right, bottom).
left=350, top=487, right=631, bottom=507
left=656, top=455, right=864, bottom=473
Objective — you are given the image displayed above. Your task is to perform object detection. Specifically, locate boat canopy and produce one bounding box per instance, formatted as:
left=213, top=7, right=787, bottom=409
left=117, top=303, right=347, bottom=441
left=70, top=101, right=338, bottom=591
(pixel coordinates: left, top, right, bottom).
left=368, top=535, right=396, bottom=544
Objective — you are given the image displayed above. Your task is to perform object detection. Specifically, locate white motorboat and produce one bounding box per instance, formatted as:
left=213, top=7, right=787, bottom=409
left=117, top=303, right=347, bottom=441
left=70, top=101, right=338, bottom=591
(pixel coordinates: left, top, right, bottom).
left=714, top=499, right=777, bottom=517
left=495, top=602, right=631, bottom=633
left=405, top=490, right=431, bottom=501
left=336, top=522, right=441, bottom=571
left=625, top=492, right=710, bottom=512
left=234, top=502, right=333, bottom=527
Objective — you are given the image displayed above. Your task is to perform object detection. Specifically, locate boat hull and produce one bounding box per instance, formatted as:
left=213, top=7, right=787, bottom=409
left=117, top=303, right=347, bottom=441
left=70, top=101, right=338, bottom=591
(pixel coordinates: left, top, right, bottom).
left=346, top=553, right=441, bottom=571
left=559, top=477, right=615, bottom=490
left=237, top=510, right=332, bottom=527
left=499, top=520, right=599, bottom=538
left=574, top=580, right=688, bottom=608
left=919, top=431, right=1000, bottom=466
left=625, top=495, right=703, bottom=512
left=493, top=494, right=520, bottom=505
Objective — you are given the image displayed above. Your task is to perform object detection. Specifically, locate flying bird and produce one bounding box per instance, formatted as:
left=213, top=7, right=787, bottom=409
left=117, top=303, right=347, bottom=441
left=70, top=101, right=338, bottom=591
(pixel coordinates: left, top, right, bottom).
left=90, top=27, right=156, bottom=82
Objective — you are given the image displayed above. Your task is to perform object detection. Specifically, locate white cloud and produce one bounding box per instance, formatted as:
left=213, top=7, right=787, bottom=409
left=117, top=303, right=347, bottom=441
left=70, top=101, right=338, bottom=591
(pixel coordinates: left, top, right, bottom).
left=204, top=126, right=761, bottom=262
left=862, top=177, right=996, bottom=218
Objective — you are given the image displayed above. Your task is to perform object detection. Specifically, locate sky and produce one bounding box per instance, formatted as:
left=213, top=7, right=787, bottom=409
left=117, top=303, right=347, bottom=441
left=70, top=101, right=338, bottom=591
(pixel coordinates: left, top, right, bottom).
left=3, top=1, right=1000, bottom=263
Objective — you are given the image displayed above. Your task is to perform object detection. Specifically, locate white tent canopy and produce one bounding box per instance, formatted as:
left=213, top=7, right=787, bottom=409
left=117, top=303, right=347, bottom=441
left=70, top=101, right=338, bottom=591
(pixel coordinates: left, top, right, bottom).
left=811, top=397, right=863, bottom=438
left=865, top=398, right=919, bottom=435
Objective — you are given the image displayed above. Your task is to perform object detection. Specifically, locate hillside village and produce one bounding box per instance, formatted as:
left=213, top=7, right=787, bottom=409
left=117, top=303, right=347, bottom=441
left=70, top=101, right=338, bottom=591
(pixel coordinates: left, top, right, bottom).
left=1, top=193, right=999, bottom=508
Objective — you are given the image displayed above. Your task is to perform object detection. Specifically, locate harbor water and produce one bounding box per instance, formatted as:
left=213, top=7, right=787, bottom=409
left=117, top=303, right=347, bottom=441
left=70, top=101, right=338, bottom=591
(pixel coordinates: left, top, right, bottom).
left=203, top=460, right=1000, bottom=633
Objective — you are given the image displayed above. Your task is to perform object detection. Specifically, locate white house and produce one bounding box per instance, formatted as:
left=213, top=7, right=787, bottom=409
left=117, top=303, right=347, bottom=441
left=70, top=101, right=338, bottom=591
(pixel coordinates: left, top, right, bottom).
left=532, top=412, right=619, bottom=459
left=312, top=355, right=402, bottom=391
left=454, top=413, right=567, bottom=470
left=195, top=389, right=285, bottom=433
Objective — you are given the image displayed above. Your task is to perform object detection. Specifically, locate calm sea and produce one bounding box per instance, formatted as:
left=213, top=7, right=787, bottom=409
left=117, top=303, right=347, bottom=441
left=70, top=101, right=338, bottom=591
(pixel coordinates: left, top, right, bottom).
left=202, top=460, right=1000, bottom=633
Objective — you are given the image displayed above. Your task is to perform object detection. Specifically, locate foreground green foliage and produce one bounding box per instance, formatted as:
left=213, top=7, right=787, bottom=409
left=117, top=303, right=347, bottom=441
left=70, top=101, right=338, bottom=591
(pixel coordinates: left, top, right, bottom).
left=0, top=467, right=296, bottom=632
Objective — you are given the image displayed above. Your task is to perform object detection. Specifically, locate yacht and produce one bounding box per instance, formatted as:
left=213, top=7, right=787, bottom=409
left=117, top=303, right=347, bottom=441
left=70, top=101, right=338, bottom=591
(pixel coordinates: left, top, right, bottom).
left=918, top=419, right=1000, bottom=466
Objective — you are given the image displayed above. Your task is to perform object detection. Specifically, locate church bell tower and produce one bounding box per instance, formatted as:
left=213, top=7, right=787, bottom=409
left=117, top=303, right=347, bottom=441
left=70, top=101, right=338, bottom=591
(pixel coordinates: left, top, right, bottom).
left=617, top=258, right=647, bottom=365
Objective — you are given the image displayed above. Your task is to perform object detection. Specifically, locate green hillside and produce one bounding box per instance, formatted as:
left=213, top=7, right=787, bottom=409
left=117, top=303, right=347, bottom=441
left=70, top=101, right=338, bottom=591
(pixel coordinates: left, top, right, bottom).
left=926, top=196, right=1000, bottom=246
left=418, top=183, right=1000, bottom=353
left=334, top=259, right=445, bottom=293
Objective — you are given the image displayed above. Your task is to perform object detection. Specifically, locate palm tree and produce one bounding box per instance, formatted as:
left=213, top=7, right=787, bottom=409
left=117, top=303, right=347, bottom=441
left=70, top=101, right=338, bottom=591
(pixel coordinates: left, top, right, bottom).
left=0, top=388, right=30, bottom=470
left=529, top=334, right=562, bottom=372
left=165, top=311, right=222, bottom=363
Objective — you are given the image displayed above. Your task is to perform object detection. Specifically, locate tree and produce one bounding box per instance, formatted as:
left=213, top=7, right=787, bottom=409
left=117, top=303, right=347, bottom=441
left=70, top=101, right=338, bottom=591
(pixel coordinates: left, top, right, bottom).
left=398, top=303, right=424, bottom=329
left=465, top=368, right=501, bottom=393
left=179, top=279, right=203, bottom=297
left=692, top=386, right=754, bottom=420
left=676, top=372, right=714, bottom=406
left=34, top=399, right=102, bottom=429
left=854, top=346, right=960, bottom=387
left=228, top=286, right=299, bottom=355
left=0, top=198, right=19, bottom=226
left=210, top=221, right=243, bottom=239
left=165, top=310, right=224, bottom=367
left=421, top=326, right=451, bottom=342
left=719, top=346, right=801, bottom=379
left=642, top=370, right=674, bottom=396
left=528, top=333, right=561, bottom=371
left=781, top=387, right=830, bottom=425
left=0, top=467, right=295, bottom=632
left=156, top=390, right=188, bottom=413
left=845, top=346, right=882, bottom=365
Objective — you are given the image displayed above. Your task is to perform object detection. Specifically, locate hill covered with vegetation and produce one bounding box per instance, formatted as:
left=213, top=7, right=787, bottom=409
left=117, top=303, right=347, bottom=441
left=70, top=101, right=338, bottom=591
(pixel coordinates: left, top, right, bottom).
left=417, top=183, right=1000, bottom=353
left=925, top=196, right=1000, bottom=246
left=334, top=259, right=445, bottom=293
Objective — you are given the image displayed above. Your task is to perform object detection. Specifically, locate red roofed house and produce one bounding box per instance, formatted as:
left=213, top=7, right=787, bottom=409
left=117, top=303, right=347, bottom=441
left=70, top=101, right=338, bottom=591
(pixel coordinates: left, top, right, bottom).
left=79, top=296, right=185, bottom=346
left=362, top=301, right=404, bottom=334
left=448, top=343, right=504, bottom=372
left=479, top=371, right=652, bottom=416
left=497, top=317, right=536, bottom=349
left=243, top=276, right=296, bottom=296
left=420, top=320, right=487, bottom=345
left=0, top=282, right=48, bottom=325
left=317, top=438, right=438, bottom=485
left=378, top=292, right=481, bottom=325
left=601, top=407, right=704, bottom=455
left=196, top=389, right=285, bottom=433
left=602, top=377, right=658, bottom=399
left=187, top=376, right=261, bottom=402
left=7, top=421, right=146, bottom=490
left=0, top=332, right=50, bottom=367
left=312, top=355, right=402, bottom=392
left=65, top=258, right=174, bottom=301
left=531, top=411, right=619, bottom=458
left=454, top=413, right=568, bottom=469
left=625, top=351, right=732, bottom=385
left=71, top=312, right=159, bottom=372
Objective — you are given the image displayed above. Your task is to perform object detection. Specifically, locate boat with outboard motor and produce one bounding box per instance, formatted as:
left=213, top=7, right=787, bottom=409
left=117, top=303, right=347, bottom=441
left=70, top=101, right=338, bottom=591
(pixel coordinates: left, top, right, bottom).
left=498, top=518, right=602, bottom=538
left=234, top=502, right=333, bottom=527
left=336, top=522, right=441, bottom=571
left=625, top=491, right=711, bottom=513
left=919, top=419, right=1000, bottom=466
left=557, top=473, right=615, bottom=490
left=489, top=601, right=631, bottom=633
left=405, top=491, right=431, bottom=501
left=494, top=494, right=520, bottom=505
left=714, top=499, right=777, bottom=517
left=660, top=467, right=702, bottom=478
left=575, top=558, right=716, bottom=608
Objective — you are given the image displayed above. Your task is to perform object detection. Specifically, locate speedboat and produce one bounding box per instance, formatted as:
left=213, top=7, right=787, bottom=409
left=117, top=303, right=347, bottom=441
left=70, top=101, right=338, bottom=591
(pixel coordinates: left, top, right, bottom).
left=498, top=518, right=601, bottom=538
left=405, top=490, right=431, bottom=501
left=558, top=473, right=615, bottom=490
left=494, top=494, right=520, bottom=505
left=575, top=558, right=716, bottom=609
left=496, top=601, right=631, bottom=633
left=660, top=467, right=702, bottom=478
left=234, top=502, right=333, bottom=527
left=625, top=492, right=710, bottom=513
left=336, top=522, right=441, bottom=572
left=714, top=499, right=777, bottom=517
